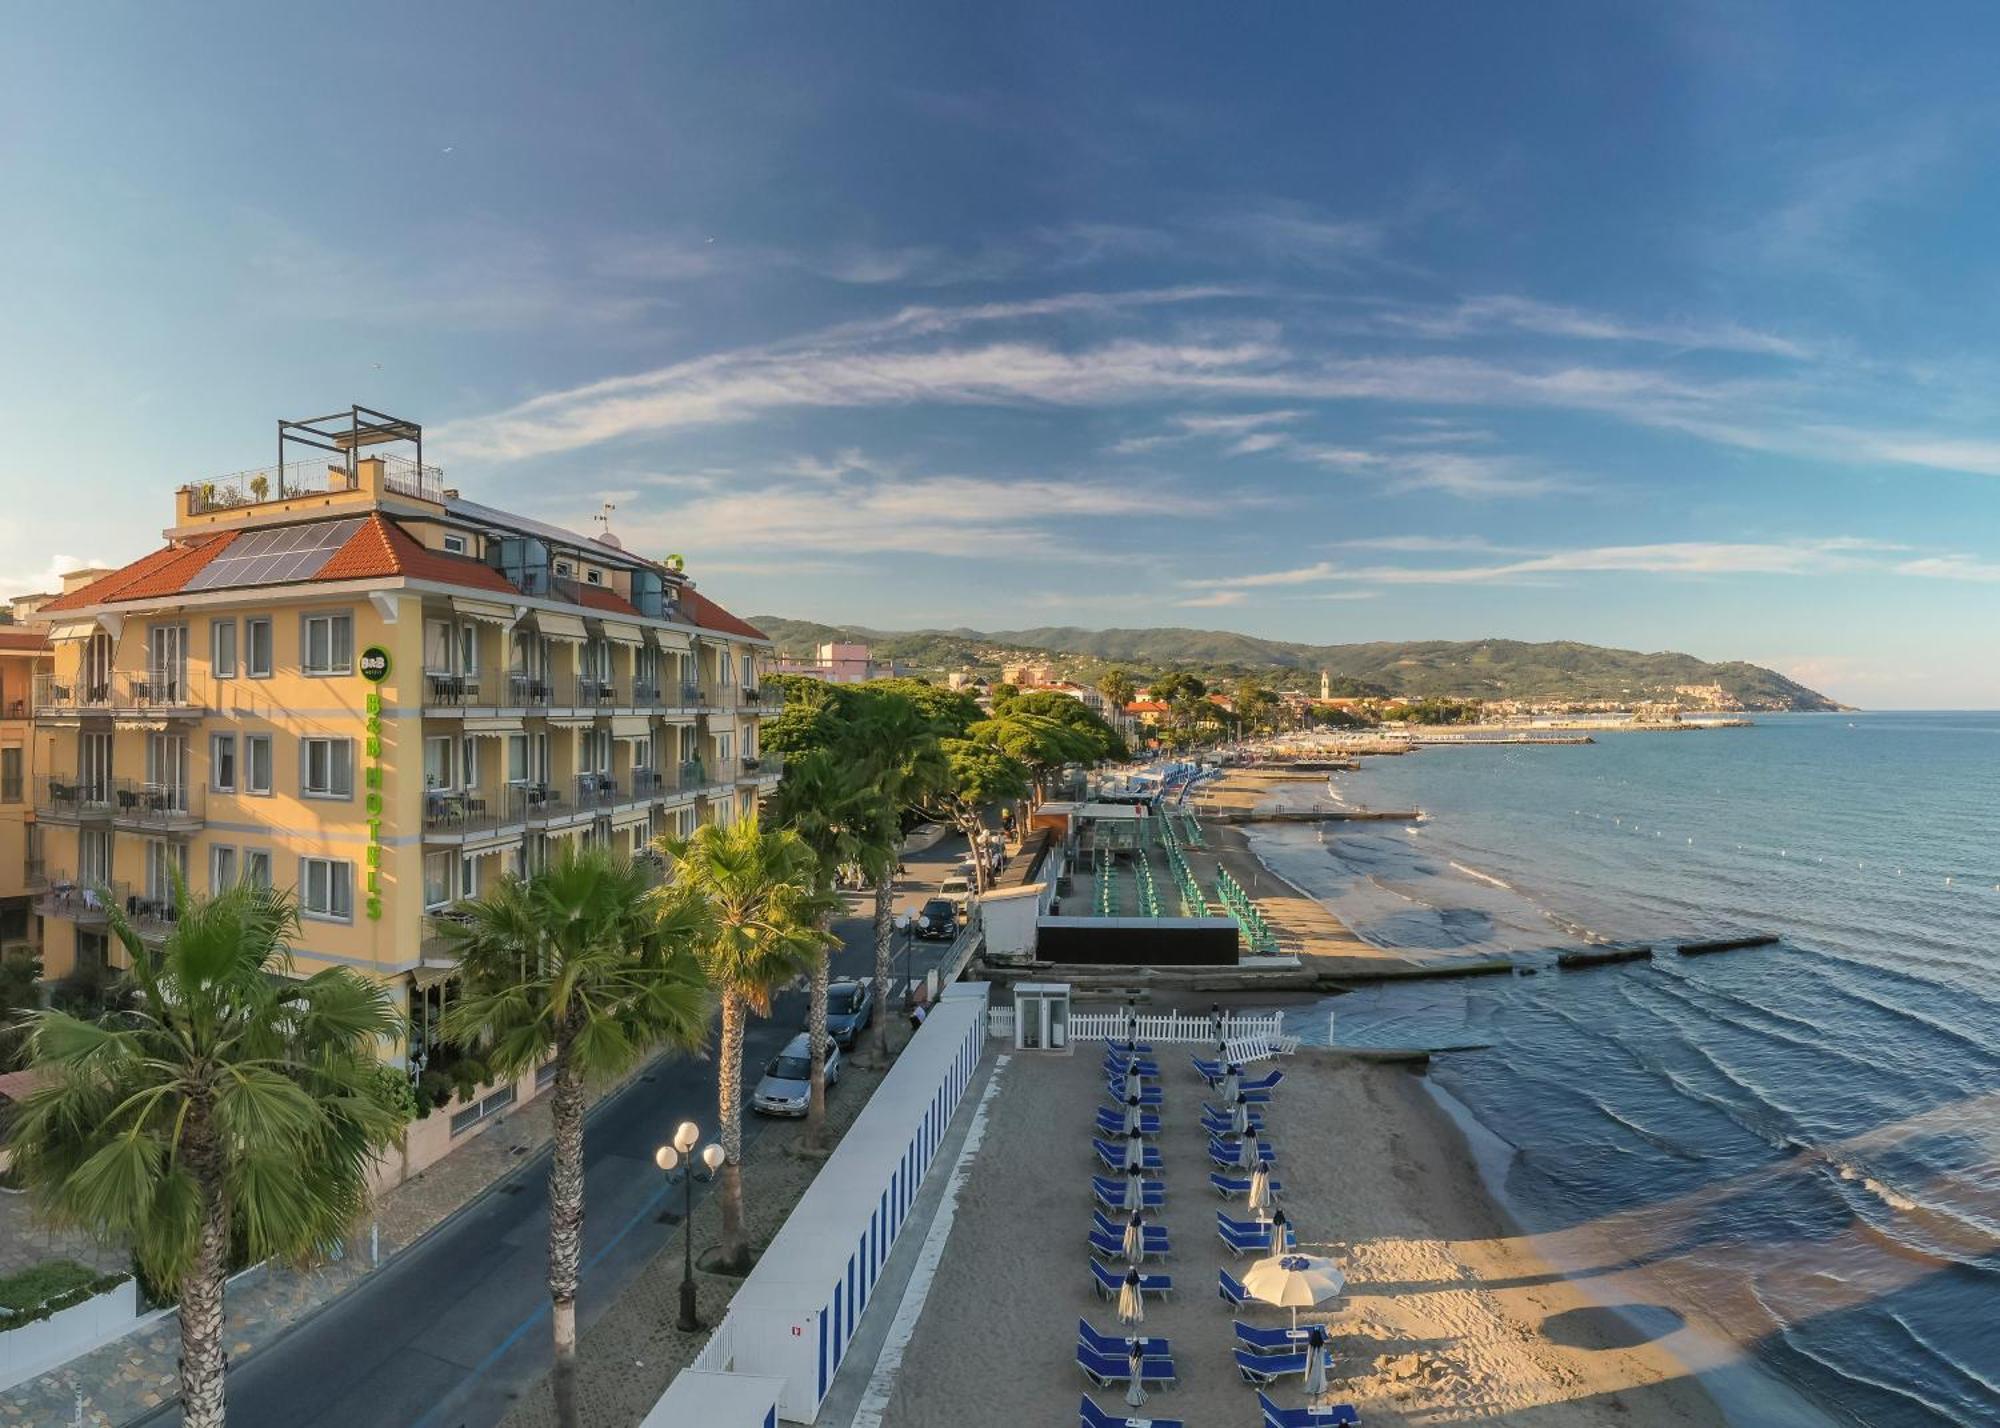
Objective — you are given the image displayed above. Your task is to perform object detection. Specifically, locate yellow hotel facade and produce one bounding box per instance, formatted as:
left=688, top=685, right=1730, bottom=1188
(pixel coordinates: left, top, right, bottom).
left=29, top=409, right=781, bottom=1077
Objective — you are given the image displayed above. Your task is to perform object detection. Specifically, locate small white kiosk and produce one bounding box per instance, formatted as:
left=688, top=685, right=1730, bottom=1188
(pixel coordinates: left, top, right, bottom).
left=1012, top=982, right=1072, bottom=1052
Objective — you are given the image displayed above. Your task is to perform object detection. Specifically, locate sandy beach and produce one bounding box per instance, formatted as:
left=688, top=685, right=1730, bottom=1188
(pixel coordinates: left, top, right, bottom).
left=886, top=1043, right=1725, bottom=1426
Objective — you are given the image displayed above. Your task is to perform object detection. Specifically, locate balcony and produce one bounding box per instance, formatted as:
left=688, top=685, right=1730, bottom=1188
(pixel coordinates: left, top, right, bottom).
left=34, top=875, right=128, bottom=926
left=576, top=675, right=624, bottom=710
left=34, top=775, right=115, bottom=823
left=423, top=669, right=490, bottom=708
left=679, top=759, right=733, bottom=797
left=109, top=778, right=204, bottom=834
left=421, top=912, right=470, bottom=962
left=738, top=752, right=785, bottom=782
left=632, top=678, right=664, bottom=707
left=126, top=893, right=184, bottom=942
left=679, top=680, right=705, bottom=709
left=741, top=685, right=785, bottom=714
left=423, top=784, right=530, bottom=838
left=33, top=672, right=204, bottom=720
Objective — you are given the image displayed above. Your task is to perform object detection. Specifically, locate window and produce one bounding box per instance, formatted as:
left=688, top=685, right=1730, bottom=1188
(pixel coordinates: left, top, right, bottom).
left=303, top=613, right=353, bottom=675
left=424, top=851, right=451, bottom=910
left=507, top=734, right=529, bottom=784
left=425, top=618, right=453, bottom=673
left=302, top=738, right=354, bottom=798
left=424, top=736, right=453, bottom=790
left=716, top=732, right=733, bottom=763
left=211, top=845, right=237, bottom=892
left=554, top=560, right=573, bottom=578
left=212, top=619, right=237, bottom=679
left=585, top=569, right=602, bottom=585
left=462, top=736, right=477, bottom=791
left=0, top=747, right=19, bottom=803
left=443, top=533, right=467, bottom=555
left=458, top=623, right=477, bottom=674
left=246, top=618, right=273, bottom=678
left=300, top=858, right=352, bottom=920
left=210, top=733, right=237, bottom=792
left=243, top=849, right=272, bottom=890
left=246, top=735, right=272, bottom=795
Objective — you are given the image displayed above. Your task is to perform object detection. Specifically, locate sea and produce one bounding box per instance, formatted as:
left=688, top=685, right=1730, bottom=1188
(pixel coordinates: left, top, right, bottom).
left=1248, top=712, right=2000, bottom=1428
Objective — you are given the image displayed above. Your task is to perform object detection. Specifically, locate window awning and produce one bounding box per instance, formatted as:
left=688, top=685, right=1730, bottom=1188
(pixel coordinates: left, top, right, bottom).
left=464, top=840, right=515, bottom=860
left=646, top=627, right=692, bottom=653
left=463, top=717, right=525, bottom=738
left=611, top=716, right=652, bottom=740
left=409, top=963, right=457, bottom=991
left=452, top=597, right=519, bottom=628
left=593, top=620, right=644, bottom=647
left=545, top=714, right=596, bottom=729
left=46, top=619, right=97, bottom=643
left=611, top=806, right=652, bottom=829
left=533, top=611, right=589, bottom=644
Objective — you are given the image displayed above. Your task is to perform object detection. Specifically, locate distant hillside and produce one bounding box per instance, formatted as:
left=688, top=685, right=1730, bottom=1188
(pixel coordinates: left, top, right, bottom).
left=750, top=617, right=1844, bottom=711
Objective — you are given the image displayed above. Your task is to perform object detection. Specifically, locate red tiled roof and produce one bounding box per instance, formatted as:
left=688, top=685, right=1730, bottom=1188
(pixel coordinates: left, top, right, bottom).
left=321, top=515, right=519, bottom=594
left=0, top=629, right=49, bottom=652
left=39, top=535, right=237, bottom=612
left=575, top=584, right=641, bottom=617
left=679, top=587, right=768, bottom=641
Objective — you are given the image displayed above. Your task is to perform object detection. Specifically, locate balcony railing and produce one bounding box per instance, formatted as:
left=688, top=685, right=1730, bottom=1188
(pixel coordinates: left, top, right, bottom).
left=33, top=672, right=204, bottom=718
left=34, top=876, right=128, bottom=925
left=739, top=752, right=784, bottom=781
left=423, top=784, right=530, bottom=836
left=632, top=678, right=664, bottom=706
left=680, top=681, right=704, bottom=708
left=127, top=893, right=185, bottom=941
left=423, top=669, right=488, bottom=707
left=741, top=685, right=785, bottom=713
left=576, top=675, right=624, bottom=710
left=35, top=774, right=115, bottom=822
left=109, top=777, right=204, bottom=832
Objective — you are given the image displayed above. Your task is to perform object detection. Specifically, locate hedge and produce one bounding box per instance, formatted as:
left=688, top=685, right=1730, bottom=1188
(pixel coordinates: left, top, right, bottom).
left=0, top=1259, right=130, bottom=1333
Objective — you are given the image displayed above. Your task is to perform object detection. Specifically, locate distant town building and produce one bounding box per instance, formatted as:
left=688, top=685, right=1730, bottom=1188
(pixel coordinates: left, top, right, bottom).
left=778, top=641, right=898, bottom=684
left=1001, top=660, right=1056, bottom=688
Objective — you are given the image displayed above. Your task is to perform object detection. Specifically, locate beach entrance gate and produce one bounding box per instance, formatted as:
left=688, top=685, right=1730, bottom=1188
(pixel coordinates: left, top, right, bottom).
left=1013, top=981, right=1071, bottom=1051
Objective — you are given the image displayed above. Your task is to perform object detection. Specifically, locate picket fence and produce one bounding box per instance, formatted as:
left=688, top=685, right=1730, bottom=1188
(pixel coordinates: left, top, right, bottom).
left=1067, top=1008, right=1285, bottom=1045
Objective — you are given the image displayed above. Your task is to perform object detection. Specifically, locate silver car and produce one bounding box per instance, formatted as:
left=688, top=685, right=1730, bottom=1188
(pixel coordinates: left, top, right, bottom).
left=751, top=1032, right=842, bottom=1117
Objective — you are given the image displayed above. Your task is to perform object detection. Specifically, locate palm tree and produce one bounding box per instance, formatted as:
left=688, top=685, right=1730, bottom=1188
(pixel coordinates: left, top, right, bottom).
left=5, top=879, right=406, bottom=1428
left=438, top=844, right=707, bottom=1425
left=658, top=815, right=836, bottom=1272
left=766, top=749, right=866, bottom=1144
left=848, top=695, right=946, bottom=1065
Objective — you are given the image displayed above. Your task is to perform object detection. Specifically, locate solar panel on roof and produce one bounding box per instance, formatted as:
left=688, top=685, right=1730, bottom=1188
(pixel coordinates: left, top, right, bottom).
left=183, top=518, right=365, bottom=592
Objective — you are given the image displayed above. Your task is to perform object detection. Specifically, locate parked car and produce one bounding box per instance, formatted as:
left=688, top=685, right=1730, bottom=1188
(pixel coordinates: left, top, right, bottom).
left=810, top=978, right=875, bottom=1048
left=751, top=1033, right=842, bottom=1117
left=940, top=874, right=973, bottom=917
left=914, top=897, right=959, bottom=940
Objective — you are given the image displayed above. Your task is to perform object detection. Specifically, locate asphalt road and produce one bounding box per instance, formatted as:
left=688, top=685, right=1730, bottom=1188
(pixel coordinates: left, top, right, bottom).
left=164, top=833, right=972, bottom=1428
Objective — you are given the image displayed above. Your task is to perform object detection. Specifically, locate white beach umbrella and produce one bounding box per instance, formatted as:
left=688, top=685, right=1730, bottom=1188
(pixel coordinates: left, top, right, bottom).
left=1123, top=1068, right=1141, bottom=1102
left=1237, top=1125, right=1259, bottom=1171
left=1123, top=1166, right=1145, bottom=1209
left=1125, top=1340, right=1148, bottom=1408
left=1124, top=1130, right=1144, bottom=1171
left=1123, top=1211, right=1145, bottom=1266
left=1125, top=1094, right=1143, bottom=1136
left=1242, top=1253, right=1346, bottom=1329
left=1248, top=1162, right=1273, bottom=1218
left=1232, top=1094, right=1251, bottom=1137
left=1117, top=1268, right=1145, bottom=1327
left=1222, top=1063, right=1240, bottom=1102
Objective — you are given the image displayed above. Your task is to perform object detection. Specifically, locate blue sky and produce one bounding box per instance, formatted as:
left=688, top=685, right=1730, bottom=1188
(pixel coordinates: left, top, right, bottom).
left=8, top=4, right=2000, bottom=706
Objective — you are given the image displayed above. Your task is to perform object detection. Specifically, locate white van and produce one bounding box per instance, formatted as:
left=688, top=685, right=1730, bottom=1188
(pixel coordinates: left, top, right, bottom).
left=940, top=874, right=973, bottom=917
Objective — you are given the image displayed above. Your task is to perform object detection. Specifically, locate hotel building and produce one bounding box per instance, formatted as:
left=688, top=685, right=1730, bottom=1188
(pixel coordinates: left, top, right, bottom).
left=28, top=408, right=781, bottom=1061
left=1, top=627, right=50, bottom=960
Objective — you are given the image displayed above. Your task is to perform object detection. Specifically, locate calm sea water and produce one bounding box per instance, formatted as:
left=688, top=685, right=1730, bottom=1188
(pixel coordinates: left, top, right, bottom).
left=1252, top=713, right=2000, bottom=1427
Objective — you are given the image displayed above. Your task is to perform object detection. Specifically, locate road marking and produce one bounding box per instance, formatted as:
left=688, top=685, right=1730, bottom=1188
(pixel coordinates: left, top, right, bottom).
left=847, top=1053, right=1008, bottom=1428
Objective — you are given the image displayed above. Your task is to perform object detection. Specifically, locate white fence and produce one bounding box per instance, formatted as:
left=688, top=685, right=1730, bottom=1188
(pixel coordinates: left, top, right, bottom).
left=645, top=981, right=991, bottom=1425
left=0, top=1278, right=138, bottom=1393
left=1066, top=1008, right=1284, bottom=1046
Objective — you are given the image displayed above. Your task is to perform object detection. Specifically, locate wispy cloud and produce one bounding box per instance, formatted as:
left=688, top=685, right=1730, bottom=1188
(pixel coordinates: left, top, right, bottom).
left=0, top=553, right=99, bottom=601
left=1177, top=589, right=1247, bottom=607
left=1370, top=295, right=1811, bottom=359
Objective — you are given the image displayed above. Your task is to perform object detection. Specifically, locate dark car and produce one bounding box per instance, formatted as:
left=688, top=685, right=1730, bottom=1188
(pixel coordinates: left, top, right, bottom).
left=913, top=897, right=959, bottom=940
left=811, top=978, right=875, bottom=1048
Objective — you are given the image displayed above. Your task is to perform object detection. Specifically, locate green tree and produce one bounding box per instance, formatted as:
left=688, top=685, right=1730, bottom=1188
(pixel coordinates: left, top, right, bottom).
left=5, top=881, right=406, bottom=1428
left=1235, top=679, right=1282, bottom=735
left=913, top=739, right=1031, bottom=892
left=1096, top=668, right=1137, bottom=713
left=439, top=846, right=708, bottom=1424
left=659, top=817, right=836, bottom=1271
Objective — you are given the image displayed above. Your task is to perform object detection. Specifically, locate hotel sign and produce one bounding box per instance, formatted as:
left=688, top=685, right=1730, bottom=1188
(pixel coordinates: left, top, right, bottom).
left=364, top=689, right=385, bottom=920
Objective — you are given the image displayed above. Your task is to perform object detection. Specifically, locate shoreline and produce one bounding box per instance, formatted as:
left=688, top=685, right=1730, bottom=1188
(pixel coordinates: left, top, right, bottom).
left=1220, top=766, right=1837, bottom=1428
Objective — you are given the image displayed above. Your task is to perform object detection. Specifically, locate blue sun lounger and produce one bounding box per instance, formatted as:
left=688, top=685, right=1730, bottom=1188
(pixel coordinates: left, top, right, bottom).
left=1218, top=1216, right=1296, bottom=1256
left=1090, top=1257, right=1173, bottom=1300
left=1201, top=1100, right=1269, bottom=1121
left=1095, top=1138, right=1163, bottom=1173
left=1096, top=1108, right=1163, bottom=1137
left=1234, top=1345, right=1335, bottom=1385
left=1091, top=1175, right=1166, bottom=1210
left=1219, top=1265, right=1250, bottom=1307
left=1239, top=1069, right=1285, bottom=1093
left=1092, top=1209, right=1172, bottom=1245
left=1106, top=1082, right=1164, bottom=1106
left=1077, top=1343, right=1178, bottom=1390
left=1089, top=1228, right=1169, bottom=1262
left=1199, top=1111, right=1265, bottom=1137
left=1078, top=1318, right=1174, bottom=1359
left=1209, top=1171, right=1283, bottom=1200
left=1208, top=1137, right=1277, bottom=1168
left=1103, top=1054, right=1161, bottom=1077
left=1257, top=1390, right=1359, bottom=1427
left=1080, top=1394, right=1183, bottom=1428
left=1235, top=1320, right=1318, bottom=1354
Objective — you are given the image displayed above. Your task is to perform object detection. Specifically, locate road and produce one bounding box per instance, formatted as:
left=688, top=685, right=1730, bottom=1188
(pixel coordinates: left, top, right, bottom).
left=163, top=833, right=972, bottom=1428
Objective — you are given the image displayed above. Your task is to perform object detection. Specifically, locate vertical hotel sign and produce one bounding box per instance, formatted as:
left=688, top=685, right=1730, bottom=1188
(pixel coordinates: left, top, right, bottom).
left=360, top=645, right=392, bottom=920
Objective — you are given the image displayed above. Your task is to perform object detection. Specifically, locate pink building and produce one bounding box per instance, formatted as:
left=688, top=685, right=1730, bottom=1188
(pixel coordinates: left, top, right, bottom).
left=778, top=641, right=887, bottom=684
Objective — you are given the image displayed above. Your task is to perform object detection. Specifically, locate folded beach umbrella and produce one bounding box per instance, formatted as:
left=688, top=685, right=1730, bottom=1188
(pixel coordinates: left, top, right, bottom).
left=1242, top=1253, right=1346, bottom=1329
left=1124, top=1130, right=1144, bottom=1171
left=1303, top=1324, right=1330, bottom=1403
left=1222, top=1063, right=1241, bottom=1103
left=1248, top=1162, right=1273, bottom=1218
left=1125, top=1093, right=1143, bottom=1136
left=1123, top=1211, right=1145, bottom=1266
left=1118, top=1268, right=1145, bottom=1327
left=1122, top=1068, right=1141, bottom=1103
left=1237, top=1124, right=1259, bottom=1171
left=1123, top=1165, right=1145, bottom=1208
left=1125, top=1340, right=1148, bottom=1408
left=1232, top=1093, right=1251, bottom=1137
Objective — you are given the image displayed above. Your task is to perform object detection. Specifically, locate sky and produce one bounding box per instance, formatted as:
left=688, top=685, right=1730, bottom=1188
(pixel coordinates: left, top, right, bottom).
left=8, top=4, right=2000, bottom=707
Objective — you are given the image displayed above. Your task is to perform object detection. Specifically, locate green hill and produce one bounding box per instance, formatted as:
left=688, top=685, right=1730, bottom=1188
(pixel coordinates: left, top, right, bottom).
left=749, top=617, right=1844, bottom=711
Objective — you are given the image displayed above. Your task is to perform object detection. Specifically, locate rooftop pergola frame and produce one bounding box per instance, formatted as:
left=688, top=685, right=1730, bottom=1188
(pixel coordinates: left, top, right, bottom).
left=277, top=405, right=423, bottom=495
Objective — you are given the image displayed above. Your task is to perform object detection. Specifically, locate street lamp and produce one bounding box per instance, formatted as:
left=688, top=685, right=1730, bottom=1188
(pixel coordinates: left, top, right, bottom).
left=656, top=1120, right=725, bottom=1332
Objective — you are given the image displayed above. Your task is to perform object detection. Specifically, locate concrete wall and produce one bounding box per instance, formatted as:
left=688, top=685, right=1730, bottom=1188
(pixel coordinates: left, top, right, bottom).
left=0, top=1277, right=138, bottom=1393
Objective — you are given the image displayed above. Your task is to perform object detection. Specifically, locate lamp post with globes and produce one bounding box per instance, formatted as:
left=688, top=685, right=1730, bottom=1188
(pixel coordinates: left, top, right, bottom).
left=655, top=1120, right=725, bottom=1332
